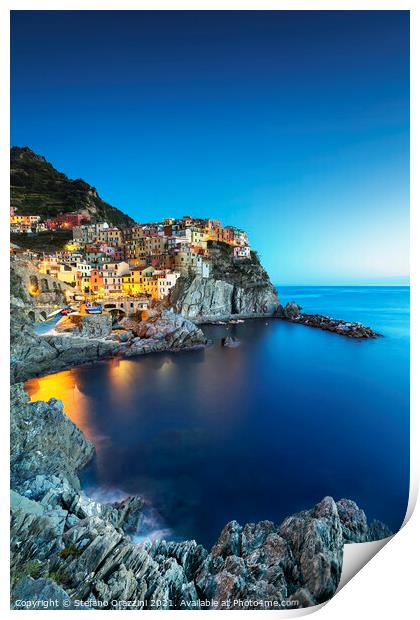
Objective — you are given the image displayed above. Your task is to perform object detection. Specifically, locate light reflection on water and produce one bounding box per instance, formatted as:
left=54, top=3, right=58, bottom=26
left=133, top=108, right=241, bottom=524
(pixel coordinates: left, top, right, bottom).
left=25, top=287, right=409, bottom=548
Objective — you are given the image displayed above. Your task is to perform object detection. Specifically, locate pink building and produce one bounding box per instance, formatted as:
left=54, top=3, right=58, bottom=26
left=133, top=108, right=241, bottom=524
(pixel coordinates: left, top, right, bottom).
left=45, top=212, right=89, bottom=229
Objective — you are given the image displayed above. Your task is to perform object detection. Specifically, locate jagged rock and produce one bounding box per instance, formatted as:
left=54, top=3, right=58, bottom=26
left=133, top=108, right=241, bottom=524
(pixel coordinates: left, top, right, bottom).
left=121, top=310, right=207, bottom=353
left=10, top=385, right=94, bottom=493
left=283, top=301, right=302, bottom=319
left=11, top=576, right=76, bottom=610
left=336, top=499, right=392, bottom=542
left=10, top=506, right=64, bottom=587
left=278, top=496, right=343, bottom=603
left=55, top=313, right=112, bottom=338
left=221, top=335, right=240, bottom=347
left=151, top=540, right=208, bottom=581
left=194, top=494, right=393, bottom=609
left=367, top=519, right=393, bottom=541
left=45, top=516, right=204, bottom=610
left=110, top=329, right=132, bottom=342
left=273, top=304, right=285, bottom=318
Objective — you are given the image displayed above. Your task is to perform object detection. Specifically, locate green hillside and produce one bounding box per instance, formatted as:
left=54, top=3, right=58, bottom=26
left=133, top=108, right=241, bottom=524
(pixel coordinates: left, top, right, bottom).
left=10, top=146, right=135, bottom=228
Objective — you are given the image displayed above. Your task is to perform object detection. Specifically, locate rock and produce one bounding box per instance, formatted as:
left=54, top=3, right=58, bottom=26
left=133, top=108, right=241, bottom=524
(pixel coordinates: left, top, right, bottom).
left=279, top=496, right=343, bottom=603
left=169, top=242, right=281, bottom=321
left=171, top=275, right=280, bottom=321
left=11, top=304, right=207, bottom=383
left=336, top=499, right=392, bottom=542
left=367, top=519, right=393, bottom=541
left=10, top=385, right=94, bottom=494
left=283, top=301, right=302, bottom=319
left=11, top=304, right=120, bottom=382
left=55, top=314, right=112, bottom=338
left=11, top=576, right=76, bottom=610
left=221, top=335, right=240, bottom=347
left=281, top=311, right=381, bottom=339
left=195, top=496, right=366, bottom=609
left=110, top=329, right=132, bottom=342
left=11, top=255, right=71, bottom=308
left=110, top=495, right=145, bottom=534
left=273, top=304, right=285, bottom=318
left=10, top=448, right=393, bottom=611
left=121, top=310, right=207, bottom=352
left=43, top=516, right=204, bottom=609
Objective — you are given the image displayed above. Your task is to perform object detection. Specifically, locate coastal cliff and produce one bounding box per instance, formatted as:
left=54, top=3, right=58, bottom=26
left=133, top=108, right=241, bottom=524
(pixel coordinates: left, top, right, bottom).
left=170, top=242, right=280, bottom=322
left=10, top=386, right=391, bottom=610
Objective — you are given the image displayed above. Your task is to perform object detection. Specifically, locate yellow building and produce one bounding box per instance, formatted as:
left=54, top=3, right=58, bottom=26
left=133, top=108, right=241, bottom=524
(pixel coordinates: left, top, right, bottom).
left=190, top=228, right=206, bottom=247
left=122, top=266, right=159, bottom=299
left=57, top=268, right=78, bottom=286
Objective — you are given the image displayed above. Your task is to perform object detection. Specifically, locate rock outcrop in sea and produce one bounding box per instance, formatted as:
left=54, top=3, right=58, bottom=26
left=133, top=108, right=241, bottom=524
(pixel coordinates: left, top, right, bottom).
left=276, top=302, right=382, bottom=339
left=10, top=386, right=392, bottom=611
left=170, top=241, right=280, bottom=321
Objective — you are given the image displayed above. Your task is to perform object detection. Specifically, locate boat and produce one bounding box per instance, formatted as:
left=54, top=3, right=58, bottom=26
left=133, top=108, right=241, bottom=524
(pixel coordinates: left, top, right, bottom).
left=86, top=305, right=103, bottom=315
left=45, top=307, right=68, bottom=320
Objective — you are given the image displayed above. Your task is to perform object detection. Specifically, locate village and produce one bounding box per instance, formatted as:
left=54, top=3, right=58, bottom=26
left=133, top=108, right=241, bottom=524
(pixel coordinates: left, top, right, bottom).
left=10, top=209, right=251, bottom=317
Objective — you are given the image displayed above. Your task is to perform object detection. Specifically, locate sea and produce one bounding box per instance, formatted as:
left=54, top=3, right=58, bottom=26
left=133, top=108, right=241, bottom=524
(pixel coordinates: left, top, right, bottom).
left=25, top=286, right=410, bottom=549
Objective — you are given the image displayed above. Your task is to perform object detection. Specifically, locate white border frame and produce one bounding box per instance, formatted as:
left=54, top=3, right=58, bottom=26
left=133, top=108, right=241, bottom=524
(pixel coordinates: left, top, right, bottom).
left=1, top=2, right=417, bottom=618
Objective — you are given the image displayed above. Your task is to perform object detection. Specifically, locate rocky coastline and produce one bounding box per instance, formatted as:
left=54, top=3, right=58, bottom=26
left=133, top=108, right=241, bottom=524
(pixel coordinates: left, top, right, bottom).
left=10, top=257, right=390, bottom=610
left=10, top=385, right=392, bottom=611
left=11, top=305, right=208, bottom=383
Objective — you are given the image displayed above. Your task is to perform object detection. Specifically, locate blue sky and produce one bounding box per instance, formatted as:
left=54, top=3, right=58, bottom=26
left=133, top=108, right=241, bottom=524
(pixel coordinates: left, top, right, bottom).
left=11, top=10, right=409, bottom=285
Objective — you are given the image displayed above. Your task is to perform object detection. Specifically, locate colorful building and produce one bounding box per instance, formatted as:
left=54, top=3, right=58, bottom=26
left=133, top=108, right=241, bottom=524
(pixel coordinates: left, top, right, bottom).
left=157, top=271, right=180, bottom=300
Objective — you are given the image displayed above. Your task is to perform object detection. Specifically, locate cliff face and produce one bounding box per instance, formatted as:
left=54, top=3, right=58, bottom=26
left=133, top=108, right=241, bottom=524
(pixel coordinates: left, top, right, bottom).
left=170, top=242, right=280, bottom=321
left=10, top=385, right=392, bottom=610
left=11, top=256, right=70, bottom=310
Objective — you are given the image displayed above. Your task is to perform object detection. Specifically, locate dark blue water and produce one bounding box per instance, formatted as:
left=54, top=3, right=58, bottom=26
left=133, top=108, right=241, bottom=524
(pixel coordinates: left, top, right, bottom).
left=26, top=286, right=410, bottom=548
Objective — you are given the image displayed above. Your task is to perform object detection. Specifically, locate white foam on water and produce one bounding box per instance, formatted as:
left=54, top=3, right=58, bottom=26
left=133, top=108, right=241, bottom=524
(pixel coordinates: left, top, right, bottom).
left=82, top=485, right=130, bottom=504
left=82, top=485, right=175, bottom=543
left=133, top=503, right=175, bottom=544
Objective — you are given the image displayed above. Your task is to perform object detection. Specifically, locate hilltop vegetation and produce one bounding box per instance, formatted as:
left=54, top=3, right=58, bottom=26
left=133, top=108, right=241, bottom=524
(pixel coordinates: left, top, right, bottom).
left=10, top=146, right=135, bottom=228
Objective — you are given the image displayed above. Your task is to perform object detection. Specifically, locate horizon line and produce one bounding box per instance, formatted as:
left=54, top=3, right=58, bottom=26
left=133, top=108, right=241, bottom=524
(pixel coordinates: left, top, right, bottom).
left=275, top=283, right=410, bottom=288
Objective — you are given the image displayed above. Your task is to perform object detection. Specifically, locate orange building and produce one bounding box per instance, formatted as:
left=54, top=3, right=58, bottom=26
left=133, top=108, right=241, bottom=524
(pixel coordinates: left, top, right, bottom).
left=90, top=269, right=104, bottom=295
